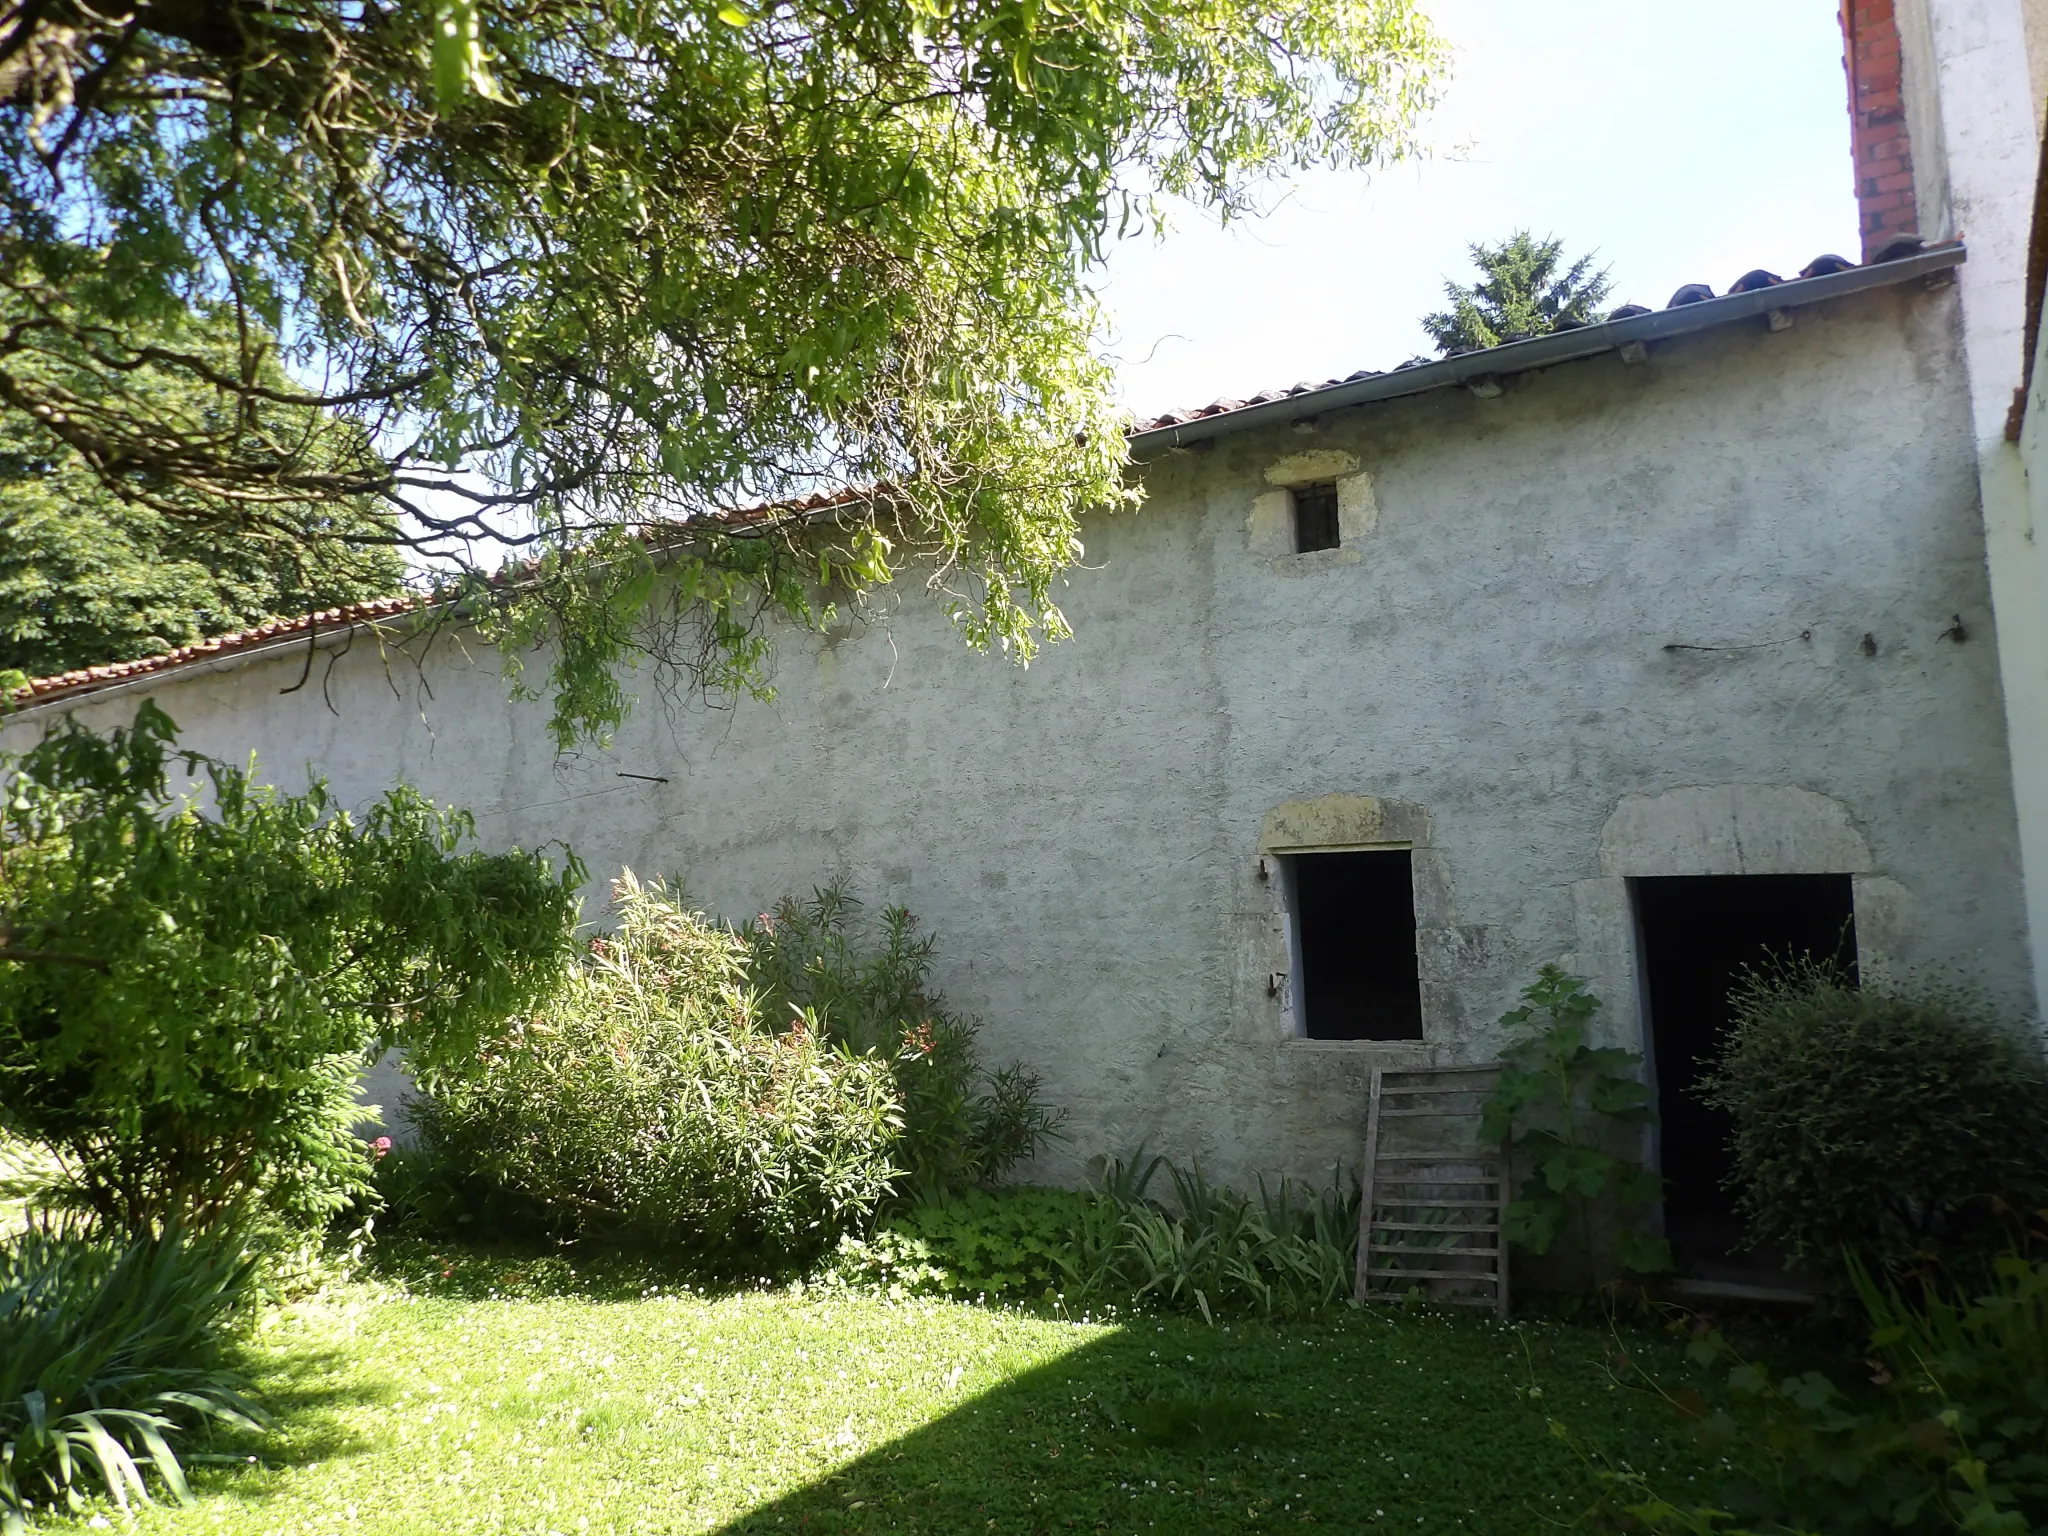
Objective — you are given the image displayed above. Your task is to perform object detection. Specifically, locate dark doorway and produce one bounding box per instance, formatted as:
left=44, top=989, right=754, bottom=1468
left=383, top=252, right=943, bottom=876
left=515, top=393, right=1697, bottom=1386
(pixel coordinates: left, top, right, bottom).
left=1633, top=874, right=1857, bottom=1275
left=1290, top=850, right=1424, bottom=1041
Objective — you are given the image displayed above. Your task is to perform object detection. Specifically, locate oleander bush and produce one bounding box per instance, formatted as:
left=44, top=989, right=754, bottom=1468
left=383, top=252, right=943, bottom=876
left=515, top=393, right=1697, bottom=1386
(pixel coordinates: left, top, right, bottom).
left=421, top=873, right=904, bottom=1262
left=1702, top=966, right=2048, bottom=1281
left=422, top=874, right=1061, bottom=1263
left=742, top=884, right=1063, bottom=1193
left=0, top=1220, right=262, bottom=1532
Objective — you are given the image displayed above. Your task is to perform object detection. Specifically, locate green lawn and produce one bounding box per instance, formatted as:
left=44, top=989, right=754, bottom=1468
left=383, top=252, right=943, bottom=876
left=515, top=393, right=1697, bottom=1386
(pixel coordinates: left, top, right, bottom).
left=0, top=1139, right=55, bottom=1232
left=53, top=1249, right=1722, bottom=1536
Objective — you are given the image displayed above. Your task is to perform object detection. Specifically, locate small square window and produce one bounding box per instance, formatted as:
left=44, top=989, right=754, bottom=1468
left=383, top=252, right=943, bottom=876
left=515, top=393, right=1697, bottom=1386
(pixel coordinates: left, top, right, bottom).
left=1288, top=849, right=1423, bottom=1040
left=1291, top=482, right=1341, bottom=553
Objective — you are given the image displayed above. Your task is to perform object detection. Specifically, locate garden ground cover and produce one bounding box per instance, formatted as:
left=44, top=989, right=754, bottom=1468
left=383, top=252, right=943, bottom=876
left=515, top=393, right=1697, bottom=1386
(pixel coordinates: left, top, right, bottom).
left=53, top=1247, right=1727, bottom=1536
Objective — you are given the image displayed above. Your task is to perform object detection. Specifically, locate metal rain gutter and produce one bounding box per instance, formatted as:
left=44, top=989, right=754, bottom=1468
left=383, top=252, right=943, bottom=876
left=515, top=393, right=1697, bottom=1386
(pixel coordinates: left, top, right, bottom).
left=1127, top=242, right=1967, bottom=456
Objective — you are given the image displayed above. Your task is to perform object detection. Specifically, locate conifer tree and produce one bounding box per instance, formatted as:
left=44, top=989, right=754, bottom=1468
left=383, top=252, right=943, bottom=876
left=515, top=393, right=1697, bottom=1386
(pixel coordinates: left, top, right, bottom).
left=1422, top=232, right=1614, bottom=355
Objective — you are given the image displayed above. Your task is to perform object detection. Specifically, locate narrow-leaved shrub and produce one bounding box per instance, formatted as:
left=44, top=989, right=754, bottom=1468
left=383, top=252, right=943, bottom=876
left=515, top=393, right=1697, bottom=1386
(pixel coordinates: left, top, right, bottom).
left=1702, top=967, right=2048, bottom=1279
left=744, top=884, right=1062, bottom=1192
left=424, top=873, right=904, bottom=1262
left=0, top=1220, right=262, bottom=1531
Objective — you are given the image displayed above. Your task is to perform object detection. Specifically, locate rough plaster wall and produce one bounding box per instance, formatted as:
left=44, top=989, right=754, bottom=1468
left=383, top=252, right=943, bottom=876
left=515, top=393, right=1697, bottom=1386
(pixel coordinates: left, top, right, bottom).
left=2013, top=305, right=2048, bottom=1010
left=1911, top=0, right=2048, bottom=1009
left=1895, top=0, right=1956, bottom=238
left=1922, top=0, right=2033, bottom=442
left=6, top=283, right=2029, bottom=1190
left=2026, top=0, right=2048, bottom=135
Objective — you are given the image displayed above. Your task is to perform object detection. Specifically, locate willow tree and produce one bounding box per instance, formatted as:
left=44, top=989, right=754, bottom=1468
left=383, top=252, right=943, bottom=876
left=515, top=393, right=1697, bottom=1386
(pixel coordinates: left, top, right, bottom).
left=1, top=0, right=1443, bottom=742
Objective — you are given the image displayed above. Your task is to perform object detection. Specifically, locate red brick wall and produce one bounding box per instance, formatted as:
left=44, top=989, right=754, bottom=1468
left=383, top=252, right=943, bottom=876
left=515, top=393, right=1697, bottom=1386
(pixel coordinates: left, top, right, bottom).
left=1842, top=0, right=1920, bottom=256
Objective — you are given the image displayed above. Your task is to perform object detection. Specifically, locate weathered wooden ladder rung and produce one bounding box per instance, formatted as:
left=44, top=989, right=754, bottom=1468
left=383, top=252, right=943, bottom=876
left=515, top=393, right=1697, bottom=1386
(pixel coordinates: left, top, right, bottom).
left=1354, top=1064, right=1511, bottom=1317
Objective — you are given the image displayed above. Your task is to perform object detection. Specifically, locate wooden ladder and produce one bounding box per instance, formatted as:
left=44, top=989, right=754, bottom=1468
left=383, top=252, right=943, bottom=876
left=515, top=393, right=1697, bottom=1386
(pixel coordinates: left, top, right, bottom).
left=1354, top=1065, right=1511, bottom=1316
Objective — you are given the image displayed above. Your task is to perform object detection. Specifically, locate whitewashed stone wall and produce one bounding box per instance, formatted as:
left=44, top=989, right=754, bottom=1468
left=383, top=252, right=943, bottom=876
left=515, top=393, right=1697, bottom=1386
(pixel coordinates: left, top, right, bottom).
left=5, top=278, right=2030, bottom=1189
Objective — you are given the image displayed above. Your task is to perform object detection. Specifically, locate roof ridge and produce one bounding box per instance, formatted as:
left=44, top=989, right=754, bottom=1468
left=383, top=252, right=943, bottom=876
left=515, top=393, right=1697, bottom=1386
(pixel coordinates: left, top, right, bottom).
left=1126, top=244, right=1907, bottom=435
left=4, top=487, right=877, bottom=707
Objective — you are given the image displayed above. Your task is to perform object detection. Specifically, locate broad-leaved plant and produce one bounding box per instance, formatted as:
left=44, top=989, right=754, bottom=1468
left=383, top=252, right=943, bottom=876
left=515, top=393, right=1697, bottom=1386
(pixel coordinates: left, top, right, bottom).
left=1481, top=966, right=1671, bottom=1285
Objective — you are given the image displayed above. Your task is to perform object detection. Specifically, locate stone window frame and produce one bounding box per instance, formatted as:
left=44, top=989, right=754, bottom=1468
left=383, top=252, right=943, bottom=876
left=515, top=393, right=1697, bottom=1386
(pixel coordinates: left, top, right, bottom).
left=1568, top=784, right=1897, bottom=1057
left=1245, top=449, right=1379, bottom=574
left=1257, top=793, right=1450, bottom=1054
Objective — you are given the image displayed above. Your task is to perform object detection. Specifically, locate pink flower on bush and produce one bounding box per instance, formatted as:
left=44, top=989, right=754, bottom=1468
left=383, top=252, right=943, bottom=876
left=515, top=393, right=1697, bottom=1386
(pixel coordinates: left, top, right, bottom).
left=371, top=1135, right=393, bottom=1161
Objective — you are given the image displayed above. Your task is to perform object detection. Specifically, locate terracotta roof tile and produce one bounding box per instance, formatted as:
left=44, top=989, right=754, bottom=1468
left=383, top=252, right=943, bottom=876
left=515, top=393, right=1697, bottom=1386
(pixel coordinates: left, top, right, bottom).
left=5, top=593, right=428, bottom=707
left=1125, top=245, right=1936, bottom=435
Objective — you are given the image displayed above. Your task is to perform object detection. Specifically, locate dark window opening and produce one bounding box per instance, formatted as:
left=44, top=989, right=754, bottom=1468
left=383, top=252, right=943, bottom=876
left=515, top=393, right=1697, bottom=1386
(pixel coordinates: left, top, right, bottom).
left=1634, top=874, right=1857, bottom=1277
left=1292, top=850, right=1424, bottom=1040
left=1291, top=482, right=1341, bottom=553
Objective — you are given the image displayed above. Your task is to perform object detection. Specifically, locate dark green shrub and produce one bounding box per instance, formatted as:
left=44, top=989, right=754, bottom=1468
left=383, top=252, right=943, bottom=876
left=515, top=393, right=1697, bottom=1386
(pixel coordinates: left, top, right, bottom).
left=1619, top=1253, right=2048, bottom=1535
left=835, top=1187, right=1110, bottom=1301
left=423, top=873, right=904, bottom=1263
left=744, top=884, right=1062, bottom=1192
left=0, top=1220, right=262, bottom=1531
left=1702, top=968, right=2048, bottom=1279
left=362, top=1141, right=482, bottom=1240
left=0, top=704, right=583, bottom=1231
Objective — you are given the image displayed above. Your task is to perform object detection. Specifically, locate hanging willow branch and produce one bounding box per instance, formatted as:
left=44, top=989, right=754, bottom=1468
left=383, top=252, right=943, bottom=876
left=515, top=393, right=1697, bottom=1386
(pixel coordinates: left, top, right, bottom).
left=0, top=0, right=1444, bottom=738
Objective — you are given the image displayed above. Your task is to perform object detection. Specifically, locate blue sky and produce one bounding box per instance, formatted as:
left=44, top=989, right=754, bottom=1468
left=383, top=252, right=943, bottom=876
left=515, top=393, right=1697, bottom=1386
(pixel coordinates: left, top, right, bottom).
left=1097, top=0, right=1863, bottom=421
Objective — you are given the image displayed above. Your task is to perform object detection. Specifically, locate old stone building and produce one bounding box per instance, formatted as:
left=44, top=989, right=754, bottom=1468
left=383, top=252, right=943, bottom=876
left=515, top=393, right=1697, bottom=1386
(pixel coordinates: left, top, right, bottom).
left=9, top=0, right=2048, bottom=1274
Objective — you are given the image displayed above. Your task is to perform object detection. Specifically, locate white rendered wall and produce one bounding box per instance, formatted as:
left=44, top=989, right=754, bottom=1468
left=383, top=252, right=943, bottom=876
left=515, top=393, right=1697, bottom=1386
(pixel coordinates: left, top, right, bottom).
left=1915, top=0, right=2048, bottom=1012
left=5, top=282, right=2030, bottom=1188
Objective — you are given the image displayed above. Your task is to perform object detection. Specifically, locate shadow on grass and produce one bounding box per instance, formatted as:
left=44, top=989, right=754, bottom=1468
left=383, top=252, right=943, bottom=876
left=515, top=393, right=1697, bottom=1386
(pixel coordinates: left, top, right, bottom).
left=701, top=1308, right=1697, bottom=1536
left=243, top=1339, right=392, bottom=1469
left=358, top=1228, right=788, bottom=1303
left=170, top=1336, right=393, bottom=1511
left=163, top=1232, right=1717, bottom=1533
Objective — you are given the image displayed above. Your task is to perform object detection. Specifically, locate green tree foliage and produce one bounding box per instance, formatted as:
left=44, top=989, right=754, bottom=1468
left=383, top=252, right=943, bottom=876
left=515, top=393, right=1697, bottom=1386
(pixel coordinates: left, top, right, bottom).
left=0, top=308, right=404, bottom=678
left=0, top=0, right=1443, bottom=742
left=1481, top=967, right=1671, bottom=1285
left=1703, top=968, right=2048, bottom=1281
left=1422, top=231, right=1614, bottom=355
left=0, top=704, right=583, bottom=1230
